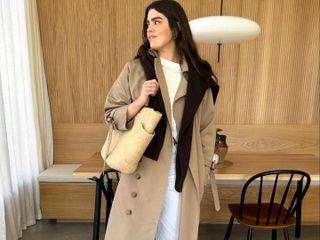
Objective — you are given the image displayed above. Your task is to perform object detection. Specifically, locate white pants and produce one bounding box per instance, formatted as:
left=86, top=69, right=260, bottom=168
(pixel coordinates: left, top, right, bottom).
left=156, top=145, right=182, bottom=240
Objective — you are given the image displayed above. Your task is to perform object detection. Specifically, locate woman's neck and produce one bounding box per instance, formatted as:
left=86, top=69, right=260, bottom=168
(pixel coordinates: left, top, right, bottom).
left=158, top=49, right=179, bottom=63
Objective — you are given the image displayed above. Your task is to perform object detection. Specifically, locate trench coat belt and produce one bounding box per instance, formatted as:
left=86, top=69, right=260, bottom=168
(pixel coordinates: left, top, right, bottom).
left=209, top=167, right=221, bottom=211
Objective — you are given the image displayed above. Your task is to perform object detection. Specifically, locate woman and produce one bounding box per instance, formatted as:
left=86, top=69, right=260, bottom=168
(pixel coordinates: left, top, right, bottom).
left=104, top=1, right=219, bottom=239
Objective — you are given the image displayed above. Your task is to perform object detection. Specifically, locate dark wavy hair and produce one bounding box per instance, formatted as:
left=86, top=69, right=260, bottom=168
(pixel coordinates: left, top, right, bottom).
left=135, top=0, right=217, bottom=80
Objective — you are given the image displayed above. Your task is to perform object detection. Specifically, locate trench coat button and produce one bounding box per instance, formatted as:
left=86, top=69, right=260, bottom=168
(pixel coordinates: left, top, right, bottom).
left=135, top=173, right=141, bottom=179
left=131, top=192, right=137, bottom=198
left=125, top=209, right=132, bottom=215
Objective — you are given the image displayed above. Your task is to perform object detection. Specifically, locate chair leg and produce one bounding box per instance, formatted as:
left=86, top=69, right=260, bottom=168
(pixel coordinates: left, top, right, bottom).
left=106, top=179, right=113, bottom=225
left=295, top=180, right=302, bottom=238
left=283, top=228, right=290, bottom=240
left=247, top=228, right=253, bottom=240
left=92, top=176, right=103, bottom=240
left=272, top=229, right=277, bottom=240
left=224, top=216, right=234, bottom=240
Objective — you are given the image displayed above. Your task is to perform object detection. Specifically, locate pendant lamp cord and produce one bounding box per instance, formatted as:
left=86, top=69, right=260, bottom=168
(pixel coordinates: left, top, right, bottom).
left=217, top=0, right=224, bottom=62
left=220, top=0, right=223, bottom=15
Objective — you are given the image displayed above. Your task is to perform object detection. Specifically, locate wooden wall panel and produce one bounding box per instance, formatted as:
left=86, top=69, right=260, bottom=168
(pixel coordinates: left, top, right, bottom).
left=37, top=0, right=319, bottom=125
left=37, top=0, right=149, bottom=123
left=219, top=125, right=319, bottom=156
left=233, top=0, right=319, bottom=124
left=53, top=123, right=107, bottom=164
left=53, top=124, right=319, bottom=164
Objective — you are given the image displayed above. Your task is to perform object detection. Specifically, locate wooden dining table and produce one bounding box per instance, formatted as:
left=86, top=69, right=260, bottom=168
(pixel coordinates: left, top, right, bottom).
left=73, top=152, right=319, bottom=240
left=74, top=152, right=319, bottom=183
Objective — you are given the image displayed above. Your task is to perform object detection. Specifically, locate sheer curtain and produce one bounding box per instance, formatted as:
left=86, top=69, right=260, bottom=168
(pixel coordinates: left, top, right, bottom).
left=0, top=0, right=53, bottom=239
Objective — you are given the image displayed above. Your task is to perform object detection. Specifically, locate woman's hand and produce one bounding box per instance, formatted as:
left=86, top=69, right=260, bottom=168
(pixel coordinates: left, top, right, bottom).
left=127, top=79, right=159, bottom=121
left=138, top=79, right=159, bottom=104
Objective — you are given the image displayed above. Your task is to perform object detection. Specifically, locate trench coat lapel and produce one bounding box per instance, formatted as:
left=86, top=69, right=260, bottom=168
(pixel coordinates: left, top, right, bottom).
left=173, top=73, right=188, bottom=102
left=154, top=57, right=172, bottom=128
left=153, top=51, right=189, bottom=133
left=172, top=59, right=188, bottom=132
left=172, top=75, right=187, bottom=131
left=173, top=58, right=188, bottom=102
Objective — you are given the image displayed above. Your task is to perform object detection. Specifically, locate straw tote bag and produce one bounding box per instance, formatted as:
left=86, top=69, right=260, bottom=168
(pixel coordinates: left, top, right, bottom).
left=101, top=107, right=162, bottom=174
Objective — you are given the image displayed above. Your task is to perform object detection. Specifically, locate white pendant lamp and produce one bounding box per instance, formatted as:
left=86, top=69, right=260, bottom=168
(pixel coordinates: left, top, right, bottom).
left=189, top=0, right=261, bottom=62
left=189, top=16, right=261, bottom=44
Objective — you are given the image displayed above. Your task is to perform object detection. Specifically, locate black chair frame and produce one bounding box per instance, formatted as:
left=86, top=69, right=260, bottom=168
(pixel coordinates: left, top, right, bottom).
left=224, top=169, right=311, bottom=240
left=89, top=168, right=119, bottom=240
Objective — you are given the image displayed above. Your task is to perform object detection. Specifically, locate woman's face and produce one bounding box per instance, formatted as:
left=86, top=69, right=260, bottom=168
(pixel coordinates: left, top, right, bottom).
left=146, top=9, right=176, bottom=56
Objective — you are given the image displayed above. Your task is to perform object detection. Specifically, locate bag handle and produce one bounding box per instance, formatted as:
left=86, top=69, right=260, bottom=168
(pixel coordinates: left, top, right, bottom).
left=103, top=111, right=116, bottom=171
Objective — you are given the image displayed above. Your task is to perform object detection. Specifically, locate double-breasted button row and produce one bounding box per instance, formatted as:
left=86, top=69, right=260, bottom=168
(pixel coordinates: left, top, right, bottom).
left=135, top=173, right=141, bottom=179
left=125, top=173, right=140, bottom=216
left=125, top=209, right=132, bottom=215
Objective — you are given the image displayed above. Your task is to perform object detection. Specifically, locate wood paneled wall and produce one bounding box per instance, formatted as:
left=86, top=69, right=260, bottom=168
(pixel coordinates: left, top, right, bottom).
left=37, top=0, right=319, bottom=125
left=53, top=124, right=319, bottom=164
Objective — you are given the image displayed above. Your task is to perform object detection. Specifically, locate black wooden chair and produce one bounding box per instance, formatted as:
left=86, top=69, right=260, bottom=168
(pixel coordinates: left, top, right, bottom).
left=224, top=170, right=311, bottom=240
left=90, top=168, right=120, bottom=240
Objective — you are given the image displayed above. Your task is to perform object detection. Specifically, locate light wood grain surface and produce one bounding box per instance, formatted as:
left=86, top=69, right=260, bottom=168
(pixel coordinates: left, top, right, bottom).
left=218, top=125, right=319, bottom=156
left=40, top=182, right=107, bottom=219
left=215, top=153, right=319, bottom=183
left=37, top=0, right=319, bottom=124
left=73, top=152, right=319, bottom=182
left=72, top=151, right=320, bottom=223
left=54, top=124, right=319, bottom=164
left=73, top=152, right=104, bottom=178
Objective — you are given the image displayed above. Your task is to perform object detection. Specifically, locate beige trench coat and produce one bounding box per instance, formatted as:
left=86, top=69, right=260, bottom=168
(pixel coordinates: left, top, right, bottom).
left=104, top=55, right=216, bottom=240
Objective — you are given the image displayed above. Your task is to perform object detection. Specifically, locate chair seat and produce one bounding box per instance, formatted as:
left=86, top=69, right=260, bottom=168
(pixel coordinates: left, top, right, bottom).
left=229, top=203, right=296, bottom=229
left=224, top=170, right=311, bottom=240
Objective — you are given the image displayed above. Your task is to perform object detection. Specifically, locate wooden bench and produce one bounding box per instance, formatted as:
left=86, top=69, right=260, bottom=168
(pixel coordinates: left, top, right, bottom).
left=39, top=124, right=108, bottom=221
left=39, top=164, right=106, bottom=221
left=39, top=124, right=319, bottom=223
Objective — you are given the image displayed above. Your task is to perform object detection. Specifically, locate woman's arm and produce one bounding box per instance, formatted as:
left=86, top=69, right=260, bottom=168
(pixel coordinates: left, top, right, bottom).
left=104, top=62, right=133, bottom=130
left=104, top=62, right=159, bottom=130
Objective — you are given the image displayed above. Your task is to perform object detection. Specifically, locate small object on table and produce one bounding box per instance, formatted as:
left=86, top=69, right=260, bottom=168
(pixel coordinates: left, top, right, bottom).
left=215, top=129, right=233, bottom=168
